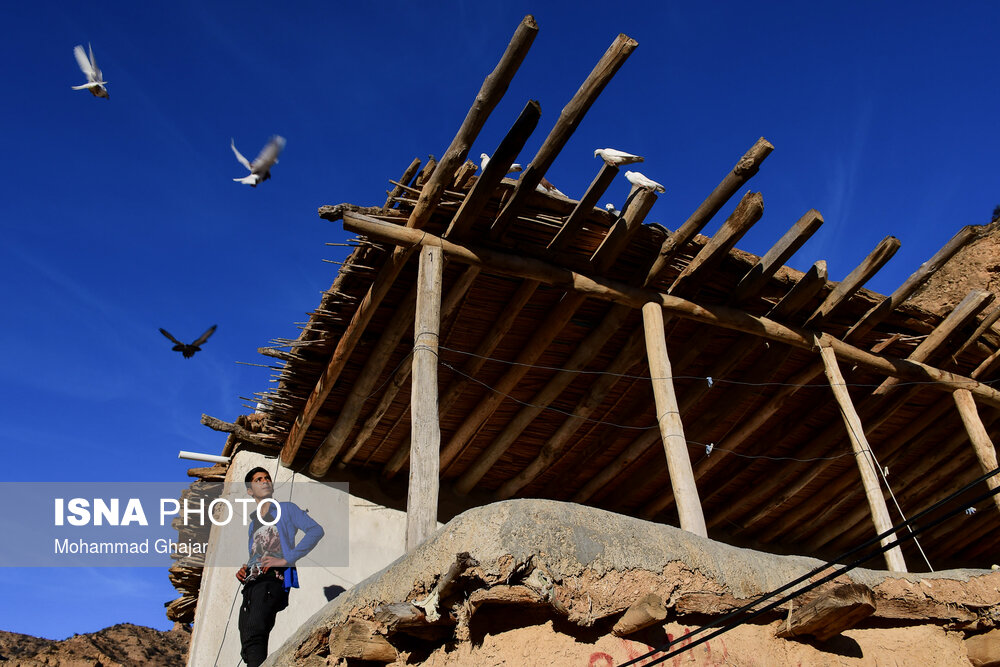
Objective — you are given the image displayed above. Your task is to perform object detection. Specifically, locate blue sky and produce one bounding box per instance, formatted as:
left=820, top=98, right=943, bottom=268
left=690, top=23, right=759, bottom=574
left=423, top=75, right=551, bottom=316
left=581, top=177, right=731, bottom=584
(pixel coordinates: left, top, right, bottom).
left=1, top=0, right=998, bottom=640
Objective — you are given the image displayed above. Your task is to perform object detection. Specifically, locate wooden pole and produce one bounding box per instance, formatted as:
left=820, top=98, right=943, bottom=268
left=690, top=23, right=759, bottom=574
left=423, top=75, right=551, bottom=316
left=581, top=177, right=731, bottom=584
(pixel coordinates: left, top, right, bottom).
left=407, top=245, right=443, bottom=552
left=642, top=302, right=707, bottom=537
left=342, top=211, right=1000, bottom=409
left=953, top=388, right=1000, bottom=513
left=281, top=18, right=536, bottom=467
left=491, top=33, right=638, bottom=240
left=818, top=340, right=907, bottom=572
left=644, top=137, right=773, bottom=287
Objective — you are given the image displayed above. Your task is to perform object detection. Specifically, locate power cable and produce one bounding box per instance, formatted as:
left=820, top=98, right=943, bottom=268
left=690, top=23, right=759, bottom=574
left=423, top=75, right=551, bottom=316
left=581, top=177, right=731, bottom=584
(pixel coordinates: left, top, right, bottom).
left=618, top=466, right=1000, bottom=666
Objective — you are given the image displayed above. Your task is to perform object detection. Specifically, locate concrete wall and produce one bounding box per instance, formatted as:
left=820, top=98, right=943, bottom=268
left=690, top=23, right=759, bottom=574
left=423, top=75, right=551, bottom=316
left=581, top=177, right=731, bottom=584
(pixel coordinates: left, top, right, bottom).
left=186, top=451, right=411, bottom=666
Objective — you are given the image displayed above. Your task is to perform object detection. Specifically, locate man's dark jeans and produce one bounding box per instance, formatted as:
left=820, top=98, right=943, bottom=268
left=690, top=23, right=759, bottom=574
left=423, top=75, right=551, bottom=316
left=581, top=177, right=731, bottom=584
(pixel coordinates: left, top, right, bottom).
left=238, top=575, right=289, bottom=667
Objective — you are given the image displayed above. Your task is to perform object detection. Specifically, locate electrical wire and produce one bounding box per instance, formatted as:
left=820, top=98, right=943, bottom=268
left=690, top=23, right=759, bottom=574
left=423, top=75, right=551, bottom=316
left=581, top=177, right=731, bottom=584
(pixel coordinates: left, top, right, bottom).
left=618, top=466, right=1000, bottom=667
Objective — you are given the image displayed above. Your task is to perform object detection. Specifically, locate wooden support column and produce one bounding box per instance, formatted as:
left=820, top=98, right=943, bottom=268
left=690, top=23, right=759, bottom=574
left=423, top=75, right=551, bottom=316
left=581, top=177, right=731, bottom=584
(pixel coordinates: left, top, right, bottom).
left=818, top=339, right=906, bottom=572
left=953, top=389, right=1000, bottom=513
left=642, top=302, right=707, bottom=537
left=407, top=245, right=443, bottom=552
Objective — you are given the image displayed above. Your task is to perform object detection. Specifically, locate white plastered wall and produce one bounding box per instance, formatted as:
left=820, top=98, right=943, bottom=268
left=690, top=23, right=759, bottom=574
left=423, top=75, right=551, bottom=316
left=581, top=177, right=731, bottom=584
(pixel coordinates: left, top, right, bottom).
left=186, top=451, right=411, bottom=666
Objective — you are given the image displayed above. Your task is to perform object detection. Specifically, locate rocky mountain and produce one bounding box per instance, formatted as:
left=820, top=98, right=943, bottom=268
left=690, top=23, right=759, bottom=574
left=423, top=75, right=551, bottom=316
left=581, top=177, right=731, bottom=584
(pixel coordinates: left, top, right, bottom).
left=0, top=622, right=189, bottom=666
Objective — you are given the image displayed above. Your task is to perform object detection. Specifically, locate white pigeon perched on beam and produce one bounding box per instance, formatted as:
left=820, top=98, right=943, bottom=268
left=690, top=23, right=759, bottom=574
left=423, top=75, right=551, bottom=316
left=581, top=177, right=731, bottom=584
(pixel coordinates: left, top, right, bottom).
left=71, top=43, right=109, bottom=99
left=605, top=202, right=620, bottom=216
left=594, top=148, right=643, bottom=166
left=232, top=136, right=286, bottom=187
left=479, top=153, right=522, bottom=173
left=625, top=170, right=665, bottom=193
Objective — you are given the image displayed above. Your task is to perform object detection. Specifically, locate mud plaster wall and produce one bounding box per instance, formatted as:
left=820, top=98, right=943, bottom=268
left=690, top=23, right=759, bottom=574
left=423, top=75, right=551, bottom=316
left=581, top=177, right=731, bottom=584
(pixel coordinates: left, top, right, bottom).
left=908, top=220, right=1000, bottom=317
left=265, top=499, right=1000, bottom=666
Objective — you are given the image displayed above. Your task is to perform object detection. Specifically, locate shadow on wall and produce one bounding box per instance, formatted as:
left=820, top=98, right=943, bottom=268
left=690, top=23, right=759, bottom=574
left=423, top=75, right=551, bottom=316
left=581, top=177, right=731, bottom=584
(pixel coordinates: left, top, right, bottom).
left=324, top=584, right=346, bottom=602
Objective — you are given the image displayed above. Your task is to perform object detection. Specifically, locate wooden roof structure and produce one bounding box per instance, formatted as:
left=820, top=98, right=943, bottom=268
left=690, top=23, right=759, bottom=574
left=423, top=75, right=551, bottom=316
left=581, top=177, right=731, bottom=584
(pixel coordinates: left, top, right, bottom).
left=209, top=16, right=1000, bottom=575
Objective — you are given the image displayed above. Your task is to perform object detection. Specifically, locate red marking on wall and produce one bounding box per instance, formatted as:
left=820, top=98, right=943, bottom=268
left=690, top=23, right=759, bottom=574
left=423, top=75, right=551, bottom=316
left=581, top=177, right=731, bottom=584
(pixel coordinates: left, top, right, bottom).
left=588, top=651, right=614, bottom=667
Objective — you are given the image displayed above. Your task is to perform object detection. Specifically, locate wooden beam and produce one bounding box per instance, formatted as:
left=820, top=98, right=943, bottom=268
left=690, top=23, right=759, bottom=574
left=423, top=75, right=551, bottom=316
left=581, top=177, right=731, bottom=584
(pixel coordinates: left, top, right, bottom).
left=383, top=277, right=540, bottom=478
left=200, top=414, right=278, bottom=448
left=308, top=285, right=418, bottom=475
left=590, top=189, right=659, bottom=273
left=871, top=289, right=993, bottom=396
left=548, top=163, right=619, bottom=251
left=454, top=302, right=631, bottom=494
left=282, top=18, right=537, bottom=466
left=819, top=339, right=907, bottom=571
left=669, top=191, right=764, bottom=297
left=444, top=100, right=541, bottom=239
left=383, top=157, right=421, bottom=211
left=642, top=302, right=707, bottom=537
left=612, top=593, right=668, bottom=637
left=803, top=236, right=900, bottom=329
left=336, top=266, right=481, bottom=468
left=951, top=304, right=1000, bottom=363
left=644, top=137, right=774, bottom=287
left=407, top=245, right=443, bottom=552
left=329, top=620, right=396, bottom=663
left=774, top=583, right=876, bottom=642
left=953, top=388, right=1000, bottom=513
left=407, top=14, right=538, bottom=233
left=342, top=211, right=1000, bottom=409
left=491, top=33, right=638, bottom=240
left=496, top=327, right=648, bottom=498
left=731, top=210, right=824, bottom=304
left=845, top=225, right=977, bottom=341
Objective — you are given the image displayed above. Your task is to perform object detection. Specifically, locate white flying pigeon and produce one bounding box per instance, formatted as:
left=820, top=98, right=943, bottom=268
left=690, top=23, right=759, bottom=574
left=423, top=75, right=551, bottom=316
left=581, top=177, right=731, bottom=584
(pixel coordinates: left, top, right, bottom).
left=594, top=148, right=644, bottom=166
left=625, top=170, right=665, bottom=194
left=71, top=44, right=109, bottom=99
left=479, top=153, right=522, bottom=173
left=536, top=176, right=566, bottom=197
left=232, top=136, right=286, bottom=187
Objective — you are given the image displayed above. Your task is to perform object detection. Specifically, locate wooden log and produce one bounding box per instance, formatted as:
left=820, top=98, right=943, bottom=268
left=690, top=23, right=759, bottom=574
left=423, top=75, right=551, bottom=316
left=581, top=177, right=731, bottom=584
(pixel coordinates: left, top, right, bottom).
left=498, top=327, right=648, bottom=498
left=803, top=236, right=900, bottom=329
left=643, top=302, right=707, bottom=537
left=200, top=414, right=277, bottom=448
left=953, top=388, right=1000, bottom=513
left=590, top=189, right=659, bottom=273
left=281, top=16, right=538, bottom=466
left=328, top=620, right=397, bottom=663
left=308, top=286, right=418, bottom=475
left=383, top=277, right=539, bottom=478
left=819, top=340, right=907, bottom=572
left=951, top=304, right=1000, bottom=363
left=872, top=289, right=994, bottom=396
left=338, top=265, right=480, bottom=468
left=770, top=260, right=829, bottom=321
left=445, top=100, right=541, bottom=239
left=456, top=302, right=633, bottom=493
left=441, top=291, right=588, bottom=475
left=669, top=191, right=764, bottom=296
left=341, top=212, right=1000, bottom=408
left=845, top=225, right=977, bottom=341
left=467, top=585, right=547, bottom=613
left=729, top=291, right=996, bottom=537
left=407, top=15, right=537, bottom=233
left=383, top=157, right=422, bottom=210
left=455, top=188, right=660, bottom=491
left=548, top=163, right=619, bottom=251
left=491, top=34, right=639, bottom=240
left=451, top=159, right=478, bottom=189
left=612, top=593, right=668, bottom=636
left=732, top=210, right=824, bottom=303
left=774, top=583, right=875, bottom=642
left=644, top=137, right=774, bottom=287
left=407, top=245, right=443, bottom=553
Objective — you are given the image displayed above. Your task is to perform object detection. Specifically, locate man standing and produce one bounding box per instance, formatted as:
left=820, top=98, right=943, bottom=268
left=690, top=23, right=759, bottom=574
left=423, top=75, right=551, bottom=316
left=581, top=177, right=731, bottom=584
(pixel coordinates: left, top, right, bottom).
left=237, top=467, right=324, bottom=667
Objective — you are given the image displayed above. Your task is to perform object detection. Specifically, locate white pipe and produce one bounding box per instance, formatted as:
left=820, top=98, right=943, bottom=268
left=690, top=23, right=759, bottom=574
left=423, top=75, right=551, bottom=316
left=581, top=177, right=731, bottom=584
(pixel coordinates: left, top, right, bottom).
left=178, top=450, right=231, bottom=464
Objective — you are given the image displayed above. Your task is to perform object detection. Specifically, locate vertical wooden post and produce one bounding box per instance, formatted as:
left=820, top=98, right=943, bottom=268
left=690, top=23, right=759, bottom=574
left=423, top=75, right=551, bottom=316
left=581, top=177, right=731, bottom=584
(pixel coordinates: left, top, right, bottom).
left=818, top=340, right=907, bottom=572
left=407, top=245, right=443, bottom=552
left=953, top=389, right=1000, bottom=513
left=641, top=303, right=707, bottom=537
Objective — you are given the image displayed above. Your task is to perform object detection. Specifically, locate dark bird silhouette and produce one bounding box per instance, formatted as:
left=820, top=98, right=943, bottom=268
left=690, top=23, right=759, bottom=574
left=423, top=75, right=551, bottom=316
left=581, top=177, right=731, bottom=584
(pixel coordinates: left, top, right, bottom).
left=159, top=325, right=217, bottom=358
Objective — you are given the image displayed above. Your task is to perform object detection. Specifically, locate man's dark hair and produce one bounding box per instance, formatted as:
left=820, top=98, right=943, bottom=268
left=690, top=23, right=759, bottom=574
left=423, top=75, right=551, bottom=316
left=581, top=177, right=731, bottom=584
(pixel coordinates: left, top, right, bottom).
left=245, top=467, right=271, bottom=488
